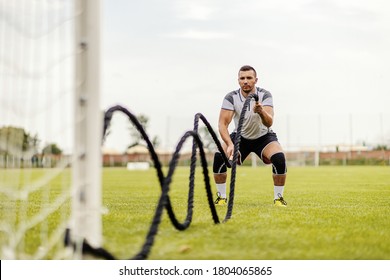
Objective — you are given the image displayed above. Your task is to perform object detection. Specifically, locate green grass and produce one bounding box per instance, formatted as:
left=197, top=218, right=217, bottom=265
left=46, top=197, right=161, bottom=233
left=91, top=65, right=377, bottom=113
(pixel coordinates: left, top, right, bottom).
left=101, top=166, right=390, bottom=260
left=1, top=166, right=389, bottom=259
left=0, top=168, right=71, bottom=258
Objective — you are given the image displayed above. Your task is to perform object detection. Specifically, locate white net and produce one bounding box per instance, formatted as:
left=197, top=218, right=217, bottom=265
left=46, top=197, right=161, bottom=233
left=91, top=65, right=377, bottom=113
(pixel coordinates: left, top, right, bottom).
left=0, top=0, right=101, bottom=259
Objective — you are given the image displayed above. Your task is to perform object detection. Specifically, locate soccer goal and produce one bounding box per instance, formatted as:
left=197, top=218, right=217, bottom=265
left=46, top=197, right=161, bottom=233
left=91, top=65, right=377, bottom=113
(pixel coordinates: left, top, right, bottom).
left=0, top=0, right=102, bottom=259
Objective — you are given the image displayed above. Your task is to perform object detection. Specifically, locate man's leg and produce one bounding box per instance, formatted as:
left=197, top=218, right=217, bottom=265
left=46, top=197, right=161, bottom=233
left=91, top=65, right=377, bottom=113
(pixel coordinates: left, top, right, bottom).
left=213, top=152, right=228, bottom=205
left=262, top=142, right=288, bottom=207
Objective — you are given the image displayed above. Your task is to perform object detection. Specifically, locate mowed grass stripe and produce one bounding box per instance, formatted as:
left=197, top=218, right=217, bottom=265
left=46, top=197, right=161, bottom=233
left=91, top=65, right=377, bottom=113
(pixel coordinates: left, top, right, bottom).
left=101, top=166, right=390, bottom=260
left=2, top=166, right=388, bottom=259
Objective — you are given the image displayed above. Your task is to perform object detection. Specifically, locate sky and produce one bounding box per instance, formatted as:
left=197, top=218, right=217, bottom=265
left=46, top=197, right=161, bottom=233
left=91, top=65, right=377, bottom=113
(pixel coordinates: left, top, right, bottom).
left=101, top=0, right=390, bottom=152
left=2, top=0, right=389, bottom=154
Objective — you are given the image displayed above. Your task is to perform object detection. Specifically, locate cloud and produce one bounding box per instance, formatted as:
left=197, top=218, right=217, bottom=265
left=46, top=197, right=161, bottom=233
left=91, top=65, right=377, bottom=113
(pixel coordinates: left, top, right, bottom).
left=162, top=29, right=231, bottom=40
left=173, top=2, right=216, bottom=21
left=101, top=0, right=390, bottom=150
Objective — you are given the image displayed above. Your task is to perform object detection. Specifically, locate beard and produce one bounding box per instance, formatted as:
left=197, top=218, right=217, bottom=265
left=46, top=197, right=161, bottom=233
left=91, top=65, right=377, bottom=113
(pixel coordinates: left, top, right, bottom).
left=241, top=86, right=253, bottom=94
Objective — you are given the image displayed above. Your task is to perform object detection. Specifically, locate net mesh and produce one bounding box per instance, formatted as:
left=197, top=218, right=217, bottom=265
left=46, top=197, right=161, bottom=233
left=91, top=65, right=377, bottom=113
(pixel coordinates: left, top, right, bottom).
left=0, top=0, right=78, bottom=259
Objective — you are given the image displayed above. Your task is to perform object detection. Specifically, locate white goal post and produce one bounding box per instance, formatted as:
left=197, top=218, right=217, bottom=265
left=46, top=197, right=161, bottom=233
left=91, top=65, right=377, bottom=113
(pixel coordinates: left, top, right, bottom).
left=69, top=0, right=103, bottom=258
left=0, top=0, right=102, bottom=259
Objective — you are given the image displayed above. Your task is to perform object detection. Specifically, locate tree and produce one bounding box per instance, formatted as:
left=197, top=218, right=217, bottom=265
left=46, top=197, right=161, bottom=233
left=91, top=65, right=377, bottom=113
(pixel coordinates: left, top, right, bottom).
left=198, top=126, right=217, bottom=151
left=42, top=143, right=62, bottom=155
left=0, top=126, right=40, bottom=156
left=128, top=114, right=160, bottom=148
left=128, top=114, right=148, bottom=148
left=151, top=135, right=160, bottom=148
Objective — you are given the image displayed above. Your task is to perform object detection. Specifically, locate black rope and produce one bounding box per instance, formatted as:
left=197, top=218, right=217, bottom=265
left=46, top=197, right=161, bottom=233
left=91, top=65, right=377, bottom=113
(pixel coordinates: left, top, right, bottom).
left=133, top=130, right=214, bottom=260
left=69, top=93, right=258, bottom=260
left=225, top=93, right=258, bottom=221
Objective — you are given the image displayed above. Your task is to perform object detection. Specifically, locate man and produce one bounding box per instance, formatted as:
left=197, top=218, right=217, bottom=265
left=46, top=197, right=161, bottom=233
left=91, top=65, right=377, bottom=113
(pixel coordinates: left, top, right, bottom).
left=213, top=65, right=287, bottom=207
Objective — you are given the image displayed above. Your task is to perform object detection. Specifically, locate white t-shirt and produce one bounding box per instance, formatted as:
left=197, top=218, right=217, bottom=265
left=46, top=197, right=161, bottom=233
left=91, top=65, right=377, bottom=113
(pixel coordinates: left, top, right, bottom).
left=221, top=87, right=273, bottom=139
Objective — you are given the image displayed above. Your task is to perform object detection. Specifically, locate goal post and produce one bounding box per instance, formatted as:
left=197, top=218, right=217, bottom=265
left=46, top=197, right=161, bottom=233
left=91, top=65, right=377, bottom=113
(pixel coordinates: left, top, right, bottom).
left=69, top=0, right=102, bottom=256
left=0, top=0, right=103, bottom=259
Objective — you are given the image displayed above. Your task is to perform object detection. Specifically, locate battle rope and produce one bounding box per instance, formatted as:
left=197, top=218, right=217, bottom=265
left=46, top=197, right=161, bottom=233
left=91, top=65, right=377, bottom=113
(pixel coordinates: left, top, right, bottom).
left=226, top=93, right=259, bottom=221
left=66, top=93, right=258, bottom=260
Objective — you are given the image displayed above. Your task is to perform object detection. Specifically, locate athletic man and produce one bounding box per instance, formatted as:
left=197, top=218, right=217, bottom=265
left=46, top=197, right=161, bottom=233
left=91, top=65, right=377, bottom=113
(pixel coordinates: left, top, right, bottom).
left=213, top=65, right=287, bottom=207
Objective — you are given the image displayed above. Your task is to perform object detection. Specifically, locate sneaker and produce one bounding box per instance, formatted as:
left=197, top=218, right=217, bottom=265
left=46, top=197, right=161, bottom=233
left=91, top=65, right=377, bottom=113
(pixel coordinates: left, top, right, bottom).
left=274, top=194, right=287, bottom=207
left=214, top=192, right=227, bottom=205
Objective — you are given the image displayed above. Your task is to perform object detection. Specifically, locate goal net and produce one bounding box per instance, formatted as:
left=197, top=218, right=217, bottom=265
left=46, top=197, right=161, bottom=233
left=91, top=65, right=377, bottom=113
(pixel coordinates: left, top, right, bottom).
left=0, top=0, right=102, bottom=259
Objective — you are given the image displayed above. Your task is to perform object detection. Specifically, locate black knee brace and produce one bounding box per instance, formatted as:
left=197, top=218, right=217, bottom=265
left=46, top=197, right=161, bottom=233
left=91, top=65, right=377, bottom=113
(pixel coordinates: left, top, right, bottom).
left=270, top=152, right=287, bottom=175
left=213, top=152, right=227, bottom=174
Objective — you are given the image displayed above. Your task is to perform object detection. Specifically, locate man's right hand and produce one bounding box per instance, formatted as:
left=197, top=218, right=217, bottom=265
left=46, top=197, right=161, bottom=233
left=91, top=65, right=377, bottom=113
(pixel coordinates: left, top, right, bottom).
left=226, top=144, right=234, bottom=160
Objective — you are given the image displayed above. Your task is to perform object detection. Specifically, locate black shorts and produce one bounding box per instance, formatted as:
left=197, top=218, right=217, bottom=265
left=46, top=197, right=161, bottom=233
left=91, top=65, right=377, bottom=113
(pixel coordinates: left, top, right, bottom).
left=230, top=132, right=279, bottom=164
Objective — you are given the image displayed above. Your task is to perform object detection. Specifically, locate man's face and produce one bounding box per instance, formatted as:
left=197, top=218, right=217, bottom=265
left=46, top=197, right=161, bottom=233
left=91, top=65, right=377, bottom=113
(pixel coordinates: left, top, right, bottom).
left=238, top=70, right=258, bottom=94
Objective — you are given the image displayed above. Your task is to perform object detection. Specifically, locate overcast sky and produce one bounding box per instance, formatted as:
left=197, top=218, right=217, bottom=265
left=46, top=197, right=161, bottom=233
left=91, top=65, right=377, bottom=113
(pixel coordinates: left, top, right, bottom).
left=3, top=1, right=388, bottom=154
left=101, top=0, right=390, bottom=152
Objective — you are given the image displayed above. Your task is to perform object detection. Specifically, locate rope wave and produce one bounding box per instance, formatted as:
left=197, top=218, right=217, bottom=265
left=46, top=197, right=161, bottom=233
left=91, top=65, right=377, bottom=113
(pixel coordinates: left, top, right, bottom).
left=74, top=93, right=257, bottom=260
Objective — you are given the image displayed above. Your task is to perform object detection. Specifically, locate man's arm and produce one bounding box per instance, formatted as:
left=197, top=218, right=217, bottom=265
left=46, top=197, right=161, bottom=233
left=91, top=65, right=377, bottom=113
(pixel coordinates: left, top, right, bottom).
left=254, top=104, right=274, bottom=127
left=218, top=109, right=234, bottom=158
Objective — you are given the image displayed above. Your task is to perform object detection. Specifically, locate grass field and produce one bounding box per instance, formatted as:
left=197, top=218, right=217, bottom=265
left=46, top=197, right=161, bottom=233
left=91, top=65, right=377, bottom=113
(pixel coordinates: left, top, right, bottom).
left=101, top=166, right=390, bottom=260
left=1, top=165, right=389, bottom=260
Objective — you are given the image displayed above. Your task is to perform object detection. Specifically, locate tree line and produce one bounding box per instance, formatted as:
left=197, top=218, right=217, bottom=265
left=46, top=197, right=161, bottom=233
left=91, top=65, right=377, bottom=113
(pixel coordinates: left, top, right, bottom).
left=0, top=126, right=62, bottom=157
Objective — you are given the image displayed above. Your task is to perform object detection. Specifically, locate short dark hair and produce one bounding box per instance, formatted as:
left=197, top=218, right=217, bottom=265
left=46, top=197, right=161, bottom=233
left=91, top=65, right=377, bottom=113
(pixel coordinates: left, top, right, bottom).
left=239, top=65, right=257, bottom=77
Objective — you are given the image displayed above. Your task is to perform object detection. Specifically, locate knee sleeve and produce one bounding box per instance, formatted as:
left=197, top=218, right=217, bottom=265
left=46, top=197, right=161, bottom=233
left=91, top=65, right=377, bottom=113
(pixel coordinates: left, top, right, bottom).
left=270, top=152, right=287, bottom=175
left=213, top=152, right=227, bottom=174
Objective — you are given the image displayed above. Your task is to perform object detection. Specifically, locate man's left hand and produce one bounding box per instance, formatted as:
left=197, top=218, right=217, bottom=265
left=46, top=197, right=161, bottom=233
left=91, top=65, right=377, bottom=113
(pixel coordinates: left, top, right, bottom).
left=253, top=102, right=263, bottom=114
